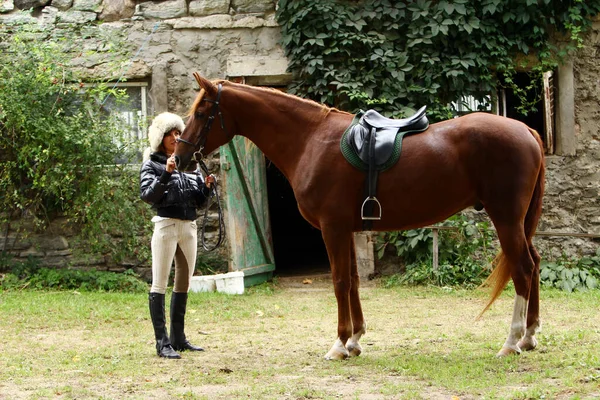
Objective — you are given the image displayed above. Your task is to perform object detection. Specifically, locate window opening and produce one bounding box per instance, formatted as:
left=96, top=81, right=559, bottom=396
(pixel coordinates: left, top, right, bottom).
left=496, top=71, right=554, bottom=154
left=101, top=82, right=149, bottom=163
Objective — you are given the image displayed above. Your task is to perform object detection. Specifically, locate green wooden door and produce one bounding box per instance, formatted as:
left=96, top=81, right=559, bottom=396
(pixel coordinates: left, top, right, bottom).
left=220, top=136, right=275, bottom=286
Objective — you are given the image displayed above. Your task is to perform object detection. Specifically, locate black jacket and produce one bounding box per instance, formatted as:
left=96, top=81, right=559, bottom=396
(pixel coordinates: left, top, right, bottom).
left=140, top=152, right=210, bottom=221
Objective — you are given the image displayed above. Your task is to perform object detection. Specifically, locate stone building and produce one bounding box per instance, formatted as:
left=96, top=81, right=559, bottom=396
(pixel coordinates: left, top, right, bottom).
left=0, top=0, right=598, bottom=281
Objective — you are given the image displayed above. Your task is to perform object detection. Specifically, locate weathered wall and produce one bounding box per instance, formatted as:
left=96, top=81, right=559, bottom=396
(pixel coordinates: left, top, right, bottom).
left=538, top=18, right=600, bottom=258
left=0, top=0, right=286, bottom=276
left=0, top=0, right=598, bottom=274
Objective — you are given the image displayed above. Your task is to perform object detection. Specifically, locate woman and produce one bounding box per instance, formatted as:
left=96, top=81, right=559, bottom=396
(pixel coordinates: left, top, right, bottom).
left=140, top=112, right=215, bottom=359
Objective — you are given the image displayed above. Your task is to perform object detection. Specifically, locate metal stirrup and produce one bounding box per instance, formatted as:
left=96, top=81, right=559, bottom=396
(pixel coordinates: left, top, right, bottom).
left=361, top=196, right=382, bottom=220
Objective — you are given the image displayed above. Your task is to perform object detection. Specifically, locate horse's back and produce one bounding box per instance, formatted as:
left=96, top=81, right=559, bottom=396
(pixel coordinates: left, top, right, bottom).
left=370, top=112, right=543, bottom=230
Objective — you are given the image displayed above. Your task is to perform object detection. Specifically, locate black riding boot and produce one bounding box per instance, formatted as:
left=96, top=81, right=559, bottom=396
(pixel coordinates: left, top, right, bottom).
left=148, top=292, right=181, bottom=359
left=170, top=292, right=204, bottom=352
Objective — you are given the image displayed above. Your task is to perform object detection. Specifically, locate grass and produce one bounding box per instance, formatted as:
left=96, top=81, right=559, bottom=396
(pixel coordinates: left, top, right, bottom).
left=0, top=280, right=599, bottom=399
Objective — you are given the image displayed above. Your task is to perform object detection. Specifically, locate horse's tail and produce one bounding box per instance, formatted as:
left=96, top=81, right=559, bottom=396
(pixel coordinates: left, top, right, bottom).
left=479, top=127, right=546, bottom=317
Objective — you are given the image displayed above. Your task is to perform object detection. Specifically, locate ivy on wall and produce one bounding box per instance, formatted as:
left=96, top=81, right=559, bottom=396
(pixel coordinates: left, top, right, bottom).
left=277, top=0, right=600, bottom=120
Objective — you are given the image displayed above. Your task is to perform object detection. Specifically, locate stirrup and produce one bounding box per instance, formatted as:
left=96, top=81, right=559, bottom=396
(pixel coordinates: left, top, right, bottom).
left=361, top=196, right=382, bottom=220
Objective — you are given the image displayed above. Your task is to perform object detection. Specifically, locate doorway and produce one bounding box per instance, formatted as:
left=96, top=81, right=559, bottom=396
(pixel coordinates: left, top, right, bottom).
left=500, top=72, right=546, bottom=141
left=265, top=159, right=330, bottom=277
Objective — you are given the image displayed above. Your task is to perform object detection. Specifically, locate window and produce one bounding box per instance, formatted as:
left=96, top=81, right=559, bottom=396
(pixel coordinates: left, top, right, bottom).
left=496, top=71, right=555, bottom=154
left=451, top=95, right=493, bottom=115
left=101, top=82, right=150, bottom=163
left=454, top=71, right=557, bottom=154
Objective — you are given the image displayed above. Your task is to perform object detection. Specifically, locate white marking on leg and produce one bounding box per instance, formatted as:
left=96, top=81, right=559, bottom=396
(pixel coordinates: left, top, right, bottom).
left=499, top=295, right=528, bottom=356
left=518, top=318, right=541, bottom=351
left=346, top=323, right=366, bottom=357
left=324, top=338, right=349, bottom=360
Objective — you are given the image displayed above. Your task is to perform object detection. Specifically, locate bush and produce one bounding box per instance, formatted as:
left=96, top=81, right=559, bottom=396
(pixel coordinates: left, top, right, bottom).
left=0, top=254, right=148, bottom=292
left=377, top=214, right=496, bottom=288
left=0, top=19, right=152, bottom=264
left=540, top=248, right=600, bottom=292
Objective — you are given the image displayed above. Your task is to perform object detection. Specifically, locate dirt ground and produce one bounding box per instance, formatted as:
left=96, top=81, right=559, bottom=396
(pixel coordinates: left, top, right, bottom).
left=2, top=273, right=599, bottom=399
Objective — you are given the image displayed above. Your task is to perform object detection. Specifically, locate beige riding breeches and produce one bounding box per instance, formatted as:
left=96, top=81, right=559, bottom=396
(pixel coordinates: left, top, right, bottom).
left=150, top=218, right=197, bottom=294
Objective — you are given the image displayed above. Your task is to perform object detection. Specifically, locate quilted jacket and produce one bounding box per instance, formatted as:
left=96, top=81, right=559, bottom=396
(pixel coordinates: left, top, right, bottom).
left=140, top=152, right=210, bottom=221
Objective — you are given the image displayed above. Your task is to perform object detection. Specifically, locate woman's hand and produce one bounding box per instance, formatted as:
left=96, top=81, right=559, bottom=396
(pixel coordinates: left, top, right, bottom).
left=205, top=174, right=216, bottom=188
left=166, top=155, right=176, bottom=173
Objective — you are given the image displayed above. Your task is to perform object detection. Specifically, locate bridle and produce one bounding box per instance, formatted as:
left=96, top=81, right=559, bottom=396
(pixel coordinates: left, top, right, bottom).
left=176, top=83, right=224, bottom=160
left=176, top=83, right=226, bottom=251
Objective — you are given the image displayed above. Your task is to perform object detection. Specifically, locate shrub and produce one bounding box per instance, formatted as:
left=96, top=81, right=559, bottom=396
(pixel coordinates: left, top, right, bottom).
left=540, top=248, right=600, bottom=292
left=377, top=214, right=497, bottom=287
left=0, top=19, right=151, bottom=264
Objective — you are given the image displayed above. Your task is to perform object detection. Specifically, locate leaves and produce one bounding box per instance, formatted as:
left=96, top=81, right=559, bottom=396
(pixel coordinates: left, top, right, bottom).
left=276, top=0, right=600, bottom=119
left=540, top=254, right=600, bottom=292
left=0, top=21, right=151, bottom=263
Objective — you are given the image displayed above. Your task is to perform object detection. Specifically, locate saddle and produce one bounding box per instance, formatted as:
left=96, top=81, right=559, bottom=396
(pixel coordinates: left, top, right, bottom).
left=341, top=106, right=429, bottom=229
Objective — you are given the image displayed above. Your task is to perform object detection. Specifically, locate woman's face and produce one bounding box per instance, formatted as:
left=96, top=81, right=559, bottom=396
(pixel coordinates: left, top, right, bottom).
left=162, top=128, right=180, bottom=155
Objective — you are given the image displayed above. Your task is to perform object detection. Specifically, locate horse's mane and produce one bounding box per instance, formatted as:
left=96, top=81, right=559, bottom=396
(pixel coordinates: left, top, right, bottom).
left=188, top=78, right=350, bottom=118
left=187, top=87, right=207, bottom=117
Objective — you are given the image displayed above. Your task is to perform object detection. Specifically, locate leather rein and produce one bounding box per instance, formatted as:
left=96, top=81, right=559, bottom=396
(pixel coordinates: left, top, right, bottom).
left=176, top=83, right=226, bottom=251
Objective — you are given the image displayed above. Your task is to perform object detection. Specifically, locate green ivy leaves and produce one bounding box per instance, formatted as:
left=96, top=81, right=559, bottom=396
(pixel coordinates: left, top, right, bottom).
left=277, top=0, right=600, bottom=120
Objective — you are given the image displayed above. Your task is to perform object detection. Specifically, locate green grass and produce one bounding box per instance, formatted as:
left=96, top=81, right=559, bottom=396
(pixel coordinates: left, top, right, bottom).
left=0, top=283, right=599, bottom=399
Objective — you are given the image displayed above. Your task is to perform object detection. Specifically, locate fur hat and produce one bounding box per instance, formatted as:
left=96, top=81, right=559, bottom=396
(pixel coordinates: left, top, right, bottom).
left=147, top=112, right=185, bottom=152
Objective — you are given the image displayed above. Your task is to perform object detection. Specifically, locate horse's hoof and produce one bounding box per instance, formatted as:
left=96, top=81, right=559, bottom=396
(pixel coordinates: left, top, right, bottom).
left=324, top=349, right=349, bottom=360
left=324, top=339, right=349, bottom=360
left=346, top=341, right=362, bottom=357
left=496, top=345, right=522, bottom=357
left=517, top=336, right=538, bottom=352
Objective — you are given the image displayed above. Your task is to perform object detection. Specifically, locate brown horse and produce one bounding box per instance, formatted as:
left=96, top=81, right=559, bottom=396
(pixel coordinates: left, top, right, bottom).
left=175, top=73, right=545, bottom=360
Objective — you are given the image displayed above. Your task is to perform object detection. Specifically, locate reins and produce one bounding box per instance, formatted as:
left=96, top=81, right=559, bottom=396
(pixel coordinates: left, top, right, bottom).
left=197, top=158, right=225, bottom=252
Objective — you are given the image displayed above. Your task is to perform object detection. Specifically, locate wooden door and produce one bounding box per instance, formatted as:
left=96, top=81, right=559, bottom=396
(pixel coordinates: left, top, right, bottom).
left=220, top=136, right=275, bottom=286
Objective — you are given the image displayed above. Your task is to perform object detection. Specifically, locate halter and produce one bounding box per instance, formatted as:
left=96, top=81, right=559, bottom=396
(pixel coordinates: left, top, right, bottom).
left=176, top=83, right=226, bottom=251
left=176, top=83, right=224, bottom=160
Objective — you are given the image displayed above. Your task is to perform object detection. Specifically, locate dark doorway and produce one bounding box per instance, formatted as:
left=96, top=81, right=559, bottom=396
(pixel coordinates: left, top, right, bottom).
left=500, top=72, right=545, bottom=137
left=265, top=159, right=330, bottom=276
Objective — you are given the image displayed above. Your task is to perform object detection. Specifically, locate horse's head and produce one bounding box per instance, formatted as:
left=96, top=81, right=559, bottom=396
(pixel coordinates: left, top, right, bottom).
left=174, top=72, right=235, bottom=170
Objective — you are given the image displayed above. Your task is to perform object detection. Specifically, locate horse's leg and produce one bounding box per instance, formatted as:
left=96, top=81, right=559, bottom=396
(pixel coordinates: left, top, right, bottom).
left=517, top=244, right=541, bottom=351
left=493, top=224, right=536, bottom=357
left=322, top=227, right=353, bottom=360
left=346, top=235, right=366, bottom=357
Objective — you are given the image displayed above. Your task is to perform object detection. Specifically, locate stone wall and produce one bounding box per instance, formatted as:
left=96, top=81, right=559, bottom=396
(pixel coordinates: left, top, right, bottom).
left=538, top=19, right=600, bottom=258
left=0, top=0, right=598, bottom=274
left=0, top=0, right=285, bottom=276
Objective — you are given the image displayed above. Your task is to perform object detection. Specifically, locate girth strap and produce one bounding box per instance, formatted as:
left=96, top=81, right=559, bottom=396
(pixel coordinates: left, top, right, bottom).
left=361, top=127, right=382, bottom=230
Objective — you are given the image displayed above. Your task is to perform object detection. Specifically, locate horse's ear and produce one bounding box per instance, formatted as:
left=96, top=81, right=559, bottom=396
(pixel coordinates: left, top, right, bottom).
left=193, top=72, right=217, bottom=96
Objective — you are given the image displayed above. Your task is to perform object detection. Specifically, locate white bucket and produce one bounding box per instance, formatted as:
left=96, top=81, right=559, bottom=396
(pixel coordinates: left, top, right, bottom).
left=214, top=271, right=245, bottom=295
left=189, top=275, right=217, bottom=293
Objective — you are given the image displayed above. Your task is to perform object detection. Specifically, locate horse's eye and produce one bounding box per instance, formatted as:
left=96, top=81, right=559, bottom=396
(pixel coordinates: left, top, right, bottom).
left=195, top=111, right=204, bottom=119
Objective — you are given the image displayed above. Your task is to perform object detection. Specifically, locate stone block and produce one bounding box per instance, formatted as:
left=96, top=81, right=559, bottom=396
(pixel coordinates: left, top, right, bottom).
left=0, top=11, right=36, bottom=23
left=72, top=0, right=101, bottom=12
left=56, top=9, right=97, bottom=23
left=20, top=248, right=44, bottom=258
left=227, top=55, right=289, bottom=78
left=135, top=0, right=186, bottom=19
left=189, top=0, right=228, bottom=16
left=38, top=236, right=69, bottom=251
left=0, top=236, right=32, bottom=251
left=231, top=0, right=273, bottom=14
left=51, top=0, right=72, bottom=11
left=354, top=232, right=374, bottom=279
left=99, top=0, right=134, bottom=21
left=45, top=249, right=72, bottom=257
left=14, top=0, right=49, bottom=9
left=1, top=0, right=14, bottom=13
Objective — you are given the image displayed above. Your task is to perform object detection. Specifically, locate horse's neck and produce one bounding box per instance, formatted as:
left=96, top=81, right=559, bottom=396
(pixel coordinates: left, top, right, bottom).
left=230, top=88, right=328, bottom=181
